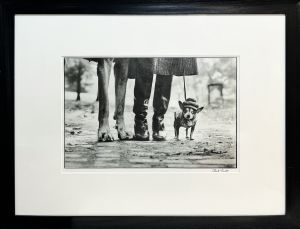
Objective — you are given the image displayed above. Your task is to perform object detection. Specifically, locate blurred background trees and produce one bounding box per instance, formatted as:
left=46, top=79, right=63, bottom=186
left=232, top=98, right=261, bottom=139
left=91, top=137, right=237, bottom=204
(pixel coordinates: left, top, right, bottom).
left=64, top=57, right=237, bottom=109
left=64, top=58, right=95, bottom=101
left=171, top=58, right=236, bottom=108
left=197, top=58, right=236, bottom=107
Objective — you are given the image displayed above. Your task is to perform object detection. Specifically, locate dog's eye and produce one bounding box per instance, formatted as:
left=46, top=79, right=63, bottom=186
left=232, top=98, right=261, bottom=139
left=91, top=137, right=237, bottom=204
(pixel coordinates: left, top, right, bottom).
left=191, top=110, right=194, bottom=114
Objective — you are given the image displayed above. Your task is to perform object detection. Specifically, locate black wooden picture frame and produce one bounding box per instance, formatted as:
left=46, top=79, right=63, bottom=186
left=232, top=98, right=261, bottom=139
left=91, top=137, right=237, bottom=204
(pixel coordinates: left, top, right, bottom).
left=1, top=0, right=299, bottom=228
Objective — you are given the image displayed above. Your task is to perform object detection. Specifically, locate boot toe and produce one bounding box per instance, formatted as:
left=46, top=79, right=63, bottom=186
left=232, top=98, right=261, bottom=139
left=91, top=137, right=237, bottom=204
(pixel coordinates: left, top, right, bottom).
left=134, top=131, right=150, bottom=141
left=152, top=131, right=167, bottom=141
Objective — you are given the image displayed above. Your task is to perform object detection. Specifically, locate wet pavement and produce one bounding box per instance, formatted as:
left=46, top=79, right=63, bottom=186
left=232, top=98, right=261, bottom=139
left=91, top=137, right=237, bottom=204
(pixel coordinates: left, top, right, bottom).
left=64, top=100, right=237, bottom=169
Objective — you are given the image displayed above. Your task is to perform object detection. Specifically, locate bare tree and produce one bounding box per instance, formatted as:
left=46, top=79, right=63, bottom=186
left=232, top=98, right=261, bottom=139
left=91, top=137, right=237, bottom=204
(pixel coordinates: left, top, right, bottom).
left=75, top=61, right=85, bottom=101
left=65, top=58, right=93, bottom=101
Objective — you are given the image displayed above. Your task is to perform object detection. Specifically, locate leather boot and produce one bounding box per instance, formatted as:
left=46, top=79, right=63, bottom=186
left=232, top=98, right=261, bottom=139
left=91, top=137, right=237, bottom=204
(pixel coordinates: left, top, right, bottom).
left=134, top=118, right=150, bottom=141
left=152, top=115, right=167, bottom=141
left=133, top=60, right=154, bottom=141
left=152, top=74, right=173, bottom=141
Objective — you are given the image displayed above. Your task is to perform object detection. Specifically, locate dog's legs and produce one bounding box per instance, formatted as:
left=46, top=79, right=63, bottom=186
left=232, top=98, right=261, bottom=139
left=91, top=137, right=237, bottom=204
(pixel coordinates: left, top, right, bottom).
left=97, top=58, right=114, bottom=142
left=175, top=127, right=180, bottom=140
left=113, top=59, right=133, bottom=140
left=190, top=126, right=195, bottom=140
left=186, top=128, right=189, bottom=139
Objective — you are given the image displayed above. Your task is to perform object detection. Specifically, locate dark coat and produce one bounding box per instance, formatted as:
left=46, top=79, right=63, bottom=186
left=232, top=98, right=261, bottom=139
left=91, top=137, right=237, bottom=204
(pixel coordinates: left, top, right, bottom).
left=155, top=58, right=198, bottom=76
left=83, top=58, right=198, bottom=79
left=127, top=58, right=198, bottom=79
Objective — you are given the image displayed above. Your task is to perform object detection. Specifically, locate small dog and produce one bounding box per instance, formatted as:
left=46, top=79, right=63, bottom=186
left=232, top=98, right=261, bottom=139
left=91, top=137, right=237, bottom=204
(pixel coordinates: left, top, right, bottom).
left=174, top=98, right=204, bottom=140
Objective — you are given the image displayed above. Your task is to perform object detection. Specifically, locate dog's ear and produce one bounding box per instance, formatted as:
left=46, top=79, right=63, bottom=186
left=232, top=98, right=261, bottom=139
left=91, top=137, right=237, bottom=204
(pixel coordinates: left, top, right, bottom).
left=197, top=106, right=204, bottom=113
left=178, top=101, right=184, bottom=110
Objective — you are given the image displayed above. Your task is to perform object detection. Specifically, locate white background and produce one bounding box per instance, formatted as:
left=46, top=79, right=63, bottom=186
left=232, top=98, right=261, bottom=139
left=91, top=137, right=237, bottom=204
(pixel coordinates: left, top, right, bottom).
left=15, top=15, right=285, bottom=215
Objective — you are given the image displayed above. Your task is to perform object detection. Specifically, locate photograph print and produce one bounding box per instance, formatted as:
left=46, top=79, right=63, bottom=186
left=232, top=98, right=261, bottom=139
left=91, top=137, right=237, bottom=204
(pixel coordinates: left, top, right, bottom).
left=64, top=57, right=237, bottom=169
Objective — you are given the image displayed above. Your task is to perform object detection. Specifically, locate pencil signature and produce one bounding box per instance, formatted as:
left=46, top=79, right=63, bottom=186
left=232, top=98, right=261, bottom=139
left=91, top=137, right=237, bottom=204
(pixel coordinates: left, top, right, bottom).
left=212, top=168, right=230, bottom=173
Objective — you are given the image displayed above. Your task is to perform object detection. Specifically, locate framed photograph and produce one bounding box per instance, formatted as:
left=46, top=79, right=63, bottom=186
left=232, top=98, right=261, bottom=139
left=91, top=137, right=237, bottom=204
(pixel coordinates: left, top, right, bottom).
left=2, top=0, right=299, bottom=228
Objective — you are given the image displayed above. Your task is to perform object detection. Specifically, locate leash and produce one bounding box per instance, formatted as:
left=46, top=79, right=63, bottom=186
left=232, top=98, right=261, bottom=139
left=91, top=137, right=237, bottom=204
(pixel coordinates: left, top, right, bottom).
left=183, top=75, right=187, bottom=101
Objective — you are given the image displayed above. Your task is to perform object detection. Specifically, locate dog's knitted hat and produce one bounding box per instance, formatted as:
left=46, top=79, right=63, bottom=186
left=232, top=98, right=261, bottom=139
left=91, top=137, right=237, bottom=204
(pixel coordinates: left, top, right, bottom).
left=183, top=98, right=199, bottom=110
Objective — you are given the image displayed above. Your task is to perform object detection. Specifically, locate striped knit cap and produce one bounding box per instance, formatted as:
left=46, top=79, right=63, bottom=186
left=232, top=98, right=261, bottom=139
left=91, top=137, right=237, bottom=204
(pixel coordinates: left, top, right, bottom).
left=183, top=98, right=199, bottom=110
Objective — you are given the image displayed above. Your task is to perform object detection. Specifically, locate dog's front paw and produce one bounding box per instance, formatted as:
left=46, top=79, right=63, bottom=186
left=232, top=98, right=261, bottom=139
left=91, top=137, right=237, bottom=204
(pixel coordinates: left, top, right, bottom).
left=98, top=128, right=114, bottom=142
left=118, top=129, right=134, bottom=140
left=115, top=120, right=134, bottom=140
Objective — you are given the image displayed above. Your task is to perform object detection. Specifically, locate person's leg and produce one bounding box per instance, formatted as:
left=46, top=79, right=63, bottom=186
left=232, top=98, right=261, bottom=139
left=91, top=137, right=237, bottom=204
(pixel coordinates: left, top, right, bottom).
left=133, top=65, right=154, bottom=141
left=152, top=74, right=173, bottom=141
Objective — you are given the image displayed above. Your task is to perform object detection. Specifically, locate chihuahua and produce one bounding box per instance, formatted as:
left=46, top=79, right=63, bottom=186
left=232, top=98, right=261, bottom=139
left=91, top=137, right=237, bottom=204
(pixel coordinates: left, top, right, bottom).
left=174, top=98, right=204, bottom=140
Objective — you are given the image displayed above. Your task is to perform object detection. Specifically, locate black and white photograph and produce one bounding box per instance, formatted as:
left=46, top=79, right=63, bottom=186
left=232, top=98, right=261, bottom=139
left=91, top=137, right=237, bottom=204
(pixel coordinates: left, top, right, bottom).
left=64, top=57, right=237, bottom=169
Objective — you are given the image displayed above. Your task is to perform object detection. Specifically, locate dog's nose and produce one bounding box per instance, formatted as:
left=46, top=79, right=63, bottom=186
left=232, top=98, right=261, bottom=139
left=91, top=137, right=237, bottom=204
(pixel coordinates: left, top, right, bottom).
left=186, top=114, right=190, bottom=119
